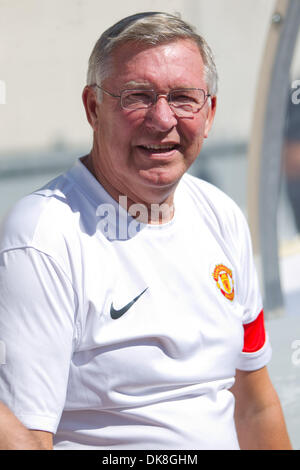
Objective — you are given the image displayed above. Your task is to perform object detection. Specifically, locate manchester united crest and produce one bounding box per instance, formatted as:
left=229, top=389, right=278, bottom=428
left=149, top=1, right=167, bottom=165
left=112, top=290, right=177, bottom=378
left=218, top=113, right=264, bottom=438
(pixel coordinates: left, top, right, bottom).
left=212, top=264, right=234, bottom=301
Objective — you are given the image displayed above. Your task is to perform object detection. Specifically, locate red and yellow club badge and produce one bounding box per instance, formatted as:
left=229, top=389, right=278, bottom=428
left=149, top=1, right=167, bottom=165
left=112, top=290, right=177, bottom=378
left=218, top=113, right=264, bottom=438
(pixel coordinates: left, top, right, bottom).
left=212, top=264, right=235, bottom=301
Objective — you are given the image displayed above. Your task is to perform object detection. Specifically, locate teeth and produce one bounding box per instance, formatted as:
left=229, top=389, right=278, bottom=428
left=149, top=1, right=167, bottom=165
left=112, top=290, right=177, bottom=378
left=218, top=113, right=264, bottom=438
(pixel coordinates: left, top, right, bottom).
left=143, top=144, right=176, bottom=150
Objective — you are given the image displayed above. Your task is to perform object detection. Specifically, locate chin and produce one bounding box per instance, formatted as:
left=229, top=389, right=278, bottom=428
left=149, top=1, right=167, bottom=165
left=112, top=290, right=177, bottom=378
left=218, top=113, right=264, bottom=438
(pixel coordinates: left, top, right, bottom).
left=138, top=166, right=184, bottom=188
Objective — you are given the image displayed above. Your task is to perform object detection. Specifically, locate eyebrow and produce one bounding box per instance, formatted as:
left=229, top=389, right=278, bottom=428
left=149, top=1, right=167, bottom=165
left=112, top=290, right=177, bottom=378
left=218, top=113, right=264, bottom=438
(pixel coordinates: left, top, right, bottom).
left=122, top=80, right=154, bottom=89
left=121, top=81, right=201, bottom=91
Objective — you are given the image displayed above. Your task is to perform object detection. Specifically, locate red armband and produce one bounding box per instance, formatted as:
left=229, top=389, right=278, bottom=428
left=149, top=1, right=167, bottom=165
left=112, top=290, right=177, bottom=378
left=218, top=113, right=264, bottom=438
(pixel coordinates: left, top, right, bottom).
left=242, top=309, right=266, bottom=353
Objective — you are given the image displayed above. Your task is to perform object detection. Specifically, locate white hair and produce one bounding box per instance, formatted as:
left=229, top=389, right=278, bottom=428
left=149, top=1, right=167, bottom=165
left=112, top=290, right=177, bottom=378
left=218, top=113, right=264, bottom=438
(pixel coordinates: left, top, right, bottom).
left=87, top=12, right=218, bottom=100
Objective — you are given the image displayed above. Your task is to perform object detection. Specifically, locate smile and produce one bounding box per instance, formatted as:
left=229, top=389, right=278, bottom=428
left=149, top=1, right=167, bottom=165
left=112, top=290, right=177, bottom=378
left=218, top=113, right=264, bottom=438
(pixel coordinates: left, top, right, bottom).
left=138, top=143, right=180, bottom=154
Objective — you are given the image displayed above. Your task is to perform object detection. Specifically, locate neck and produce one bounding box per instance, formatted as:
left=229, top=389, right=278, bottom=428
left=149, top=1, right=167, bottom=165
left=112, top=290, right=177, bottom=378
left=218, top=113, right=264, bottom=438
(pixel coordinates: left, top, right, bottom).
left=81, top=153, right=176, bottom=225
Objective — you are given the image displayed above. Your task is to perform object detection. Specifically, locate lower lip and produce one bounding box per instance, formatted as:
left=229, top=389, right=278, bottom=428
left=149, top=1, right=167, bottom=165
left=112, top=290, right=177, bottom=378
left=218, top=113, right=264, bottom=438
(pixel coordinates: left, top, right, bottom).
left=136, top=146, right=180, bottom=160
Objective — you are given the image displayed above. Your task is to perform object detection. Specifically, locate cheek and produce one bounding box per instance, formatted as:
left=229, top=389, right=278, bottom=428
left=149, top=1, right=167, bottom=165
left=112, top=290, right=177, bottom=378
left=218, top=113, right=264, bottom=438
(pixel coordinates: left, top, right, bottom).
left=109, top=113, right=143, bottom=146
left=182, top=119, right=206, bottom=149
left=97, top=114, right=132, bottom=150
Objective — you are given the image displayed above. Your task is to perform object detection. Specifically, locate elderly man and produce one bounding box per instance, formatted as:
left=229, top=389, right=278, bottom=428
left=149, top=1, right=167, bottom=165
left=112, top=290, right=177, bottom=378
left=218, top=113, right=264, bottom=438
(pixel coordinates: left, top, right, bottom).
left=0, top=12, right=291, bottom=450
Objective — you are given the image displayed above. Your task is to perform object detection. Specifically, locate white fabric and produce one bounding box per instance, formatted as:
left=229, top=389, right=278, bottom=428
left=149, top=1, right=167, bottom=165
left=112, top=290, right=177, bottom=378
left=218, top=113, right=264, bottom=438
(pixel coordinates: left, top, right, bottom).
left=0, top=159, right=271, bottom=449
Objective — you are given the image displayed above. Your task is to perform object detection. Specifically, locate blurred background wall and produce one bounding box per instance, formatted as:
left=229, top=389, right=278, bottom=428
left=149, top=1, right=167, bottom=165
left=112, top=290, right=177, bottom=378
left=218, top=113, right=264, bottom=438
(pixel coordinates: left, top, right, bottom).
left=0, top=0, right=275, bottom=154
left=0, top=0, right=278, bottom=219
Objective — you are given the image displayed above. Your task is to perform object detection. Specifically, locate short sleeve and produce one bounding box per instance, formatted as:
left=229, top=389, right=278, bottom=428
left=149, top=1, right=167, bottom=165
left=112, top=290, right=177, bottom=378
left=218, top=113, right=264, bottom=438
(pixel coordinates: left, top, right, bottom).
left=236, top=309, right=272, bottom=371
left=0, top=248, right=77, bottom=433
left=233, top=209, right=272, bottom=371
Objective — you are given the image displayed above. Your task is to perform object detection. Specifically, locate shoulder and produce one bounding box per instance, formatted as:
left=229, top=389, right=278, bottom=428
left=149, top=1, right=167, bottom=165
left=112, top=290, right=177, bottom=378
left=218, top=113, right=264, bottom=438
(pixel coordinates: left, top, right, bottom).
left=179, top=173, right=248, bottom=236
left=180, top=173, right=240, bottom=207
left=0, top=173, right=77, bottom=254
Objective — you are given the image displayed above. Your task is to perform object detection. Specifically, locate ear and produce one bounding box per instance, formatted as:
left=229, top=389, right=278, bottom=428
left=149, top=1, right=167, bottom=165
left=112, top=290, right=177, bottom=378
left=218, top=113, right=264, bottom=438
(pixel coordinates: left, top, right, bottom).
left=82, top=85, right=99, bottom=131
left=204, top=95, right=217, bottom=138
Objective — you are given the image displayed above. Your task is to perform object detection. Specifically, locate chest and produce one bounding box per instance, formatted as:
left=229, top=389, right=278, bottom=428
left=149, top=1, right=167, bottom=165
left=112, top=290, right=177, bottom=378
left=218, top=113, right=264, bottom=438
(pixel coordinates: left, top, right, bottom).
left=77, top=222, right=244, bottom=376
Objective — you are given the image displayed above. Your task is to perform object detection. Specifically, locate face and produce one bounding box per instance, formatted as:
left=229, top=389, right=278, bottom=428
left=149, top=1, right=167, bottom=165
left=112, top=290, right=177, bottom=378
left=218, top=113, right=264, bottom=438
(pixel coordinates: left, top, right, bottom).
left=83, top=39, right=216, bottom=206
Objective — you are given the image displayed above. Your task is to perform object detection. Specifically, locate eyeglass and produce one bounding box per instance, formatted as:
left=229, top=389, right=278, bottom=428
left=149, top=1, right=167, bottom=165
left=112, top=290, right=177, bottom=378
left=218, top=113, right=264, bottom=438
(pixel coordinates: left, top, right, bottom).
left=92, top=84, right=210, bottom=117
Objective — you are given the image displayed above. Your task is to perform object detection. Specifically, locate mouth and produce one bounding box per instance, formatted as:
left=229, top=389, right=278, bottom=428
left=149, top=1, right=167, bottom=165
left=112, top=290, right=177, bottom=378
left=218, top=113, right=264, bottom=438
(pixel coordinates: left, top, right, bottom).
left=137, top=143, right=181, bottom=156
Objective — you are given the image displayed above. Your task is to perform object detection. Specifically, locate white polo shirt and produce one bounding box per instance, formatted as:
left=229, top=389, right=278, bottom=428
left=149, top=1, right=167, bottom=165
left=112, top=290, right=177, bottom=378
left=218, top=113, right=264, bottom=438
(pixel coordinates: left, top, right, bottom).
left=0, top=159, right=271, bottom=449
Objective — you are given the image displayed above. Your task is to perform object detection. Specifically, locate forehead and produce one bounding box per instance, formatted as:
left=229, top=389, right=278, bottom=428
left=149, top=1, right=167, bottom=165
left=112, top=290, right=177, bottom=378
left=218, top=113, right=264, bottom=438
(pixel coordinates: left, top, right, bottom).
left=107, top=39, right=206, bottom=89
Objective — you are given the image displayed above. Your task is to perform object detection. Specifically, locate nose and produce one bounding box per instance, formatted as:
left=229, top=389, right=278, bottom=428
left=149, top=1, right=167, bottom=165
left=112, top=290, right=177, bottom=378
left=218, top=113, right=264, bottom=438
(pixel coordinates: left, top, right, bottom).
left=144, top=95, right=178, bottom=132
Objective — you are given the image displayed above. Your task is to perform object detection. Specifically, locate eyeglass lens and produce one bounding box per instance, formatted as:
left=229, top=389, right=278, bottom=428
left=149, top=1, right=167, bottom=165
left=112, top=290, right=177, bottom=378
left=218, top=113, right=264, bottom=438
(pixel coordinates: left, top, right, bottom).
left=121, top=89, right=206, bottom=115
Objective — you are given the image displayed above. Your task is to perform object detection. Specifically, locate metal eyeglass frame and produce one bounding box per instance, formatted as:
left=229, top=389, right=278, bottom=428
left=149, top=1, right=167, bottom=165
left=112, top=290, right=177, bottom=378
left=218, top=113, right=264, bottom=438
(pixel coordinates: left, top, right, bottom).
left=91, top=84, right=211, bottom=115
